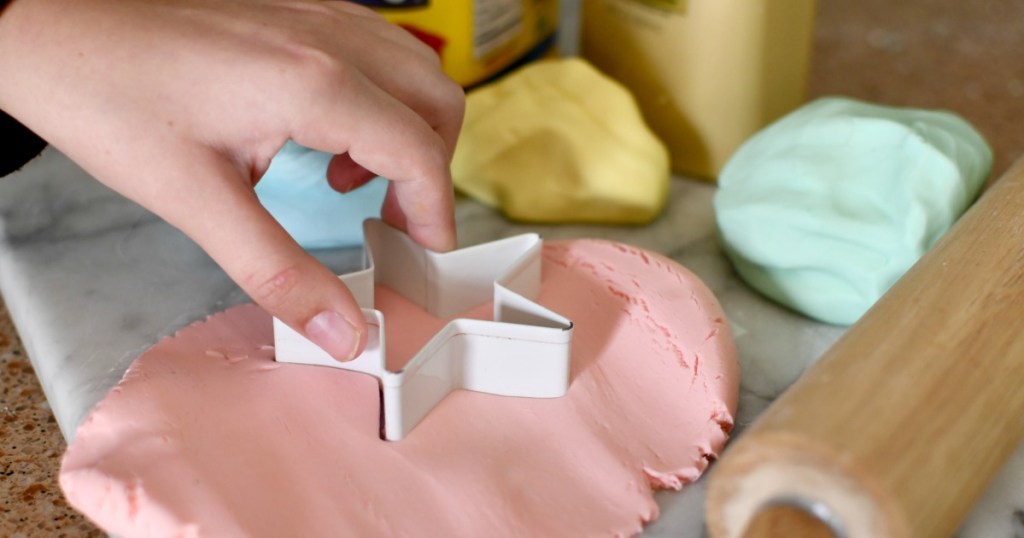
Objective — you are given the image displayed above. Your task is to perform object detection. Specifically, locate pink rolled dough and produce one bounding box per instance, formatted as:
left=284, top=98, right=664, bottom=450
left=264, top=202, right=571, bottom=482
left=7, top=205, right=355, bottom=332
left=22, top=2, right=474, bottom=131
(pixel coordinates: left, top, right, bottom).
left=60, top=240, right=739, bottom=537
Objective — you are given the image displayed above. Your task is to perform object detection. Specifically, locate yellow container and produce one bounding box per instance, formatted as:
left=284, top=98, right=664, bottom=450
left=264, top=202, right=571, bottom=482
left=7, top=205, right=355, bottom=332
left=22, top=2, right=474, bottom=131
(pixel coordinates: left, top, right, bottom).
left=365, top=0, right=560, bottom=87
left=581, top=0, right=816, bottom=180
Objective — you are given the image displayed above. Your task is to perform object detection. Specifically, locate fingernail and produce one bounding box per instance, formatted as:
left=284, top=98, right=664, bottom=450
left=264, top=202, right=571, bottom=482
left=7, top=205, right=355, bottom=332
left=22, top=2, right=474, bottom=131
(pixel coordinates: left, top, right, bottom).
left=305, top=311, right=360, bottom=362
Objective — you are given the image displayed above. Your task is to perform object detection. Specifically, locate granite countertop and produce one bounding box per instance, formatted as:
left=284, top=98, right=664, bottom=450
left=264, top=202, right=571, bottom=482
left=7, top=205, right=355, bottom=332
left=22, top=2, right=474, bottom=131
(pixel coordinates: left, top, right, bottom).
left=3, top=0, right=1023, bottom=536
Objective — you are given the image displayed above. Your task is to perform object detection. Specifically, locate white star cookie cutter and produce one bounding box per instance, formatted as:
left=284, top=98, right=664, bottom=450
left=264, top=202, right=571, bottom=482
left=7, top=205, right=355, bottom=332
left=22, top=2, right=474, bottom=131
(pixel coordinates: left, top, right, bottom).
left=274, top=219, right=574, bottom=441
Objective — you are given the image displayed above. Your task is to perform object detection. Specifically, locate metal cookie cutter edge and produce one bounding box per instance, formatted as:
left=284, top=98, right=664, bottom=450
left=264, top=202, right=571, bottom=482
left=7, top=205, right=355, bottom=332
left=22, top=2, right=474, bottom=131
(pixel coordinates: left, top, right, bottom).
left=273, top=219, right=574, bottom=440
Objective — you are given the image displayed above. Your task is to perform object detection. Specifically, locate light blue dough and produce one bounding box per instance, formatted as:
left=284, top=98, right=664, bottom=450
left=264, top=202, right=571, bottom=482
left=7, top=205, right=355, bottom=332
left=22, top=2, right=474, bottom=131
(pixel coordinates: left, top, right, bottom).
left=714, top=97, right=992, bottom=325
left=255, top=141, right=387, bottom=249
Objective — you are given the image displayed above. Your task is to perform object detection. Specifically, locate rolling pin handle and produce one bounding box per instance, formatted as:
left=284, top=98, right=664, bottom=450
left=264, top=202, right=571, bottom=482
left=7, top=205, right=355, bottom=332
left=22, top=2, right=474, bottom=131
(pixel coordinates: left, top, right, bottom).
left=741, top=501, right=843, bottom=538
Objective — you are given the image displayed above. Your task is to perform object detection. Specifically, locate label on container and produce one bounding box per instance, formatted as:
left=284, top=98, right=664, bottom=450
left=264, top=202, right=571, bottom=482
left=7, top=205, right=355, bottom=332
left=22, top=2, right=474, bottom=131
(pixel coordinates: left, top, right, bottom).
left=351, top=0, right=430, bottom=8
left=369, top=0, right=557, bottom=87
left=473, top=0, right=524, bottom=58
left=630, top=0, right=686, bottom=15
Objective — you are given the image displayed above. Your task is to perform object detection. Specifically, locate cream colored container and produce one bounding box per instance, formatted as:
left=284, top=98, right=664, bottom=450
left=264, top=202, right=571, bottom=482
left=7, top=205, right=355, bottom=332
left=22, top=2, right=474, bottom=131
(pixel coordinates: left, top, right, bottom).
left=581, top=0, right=816, bottom=179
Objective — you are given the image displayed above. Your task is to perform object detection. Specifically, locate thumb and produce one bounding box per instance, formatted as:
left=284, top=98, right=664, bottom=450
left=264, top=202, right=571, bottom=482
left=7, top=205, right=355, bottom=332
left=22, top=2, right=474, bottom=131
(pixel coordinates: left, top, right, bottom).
left=163, top=154, right=368, bottom=362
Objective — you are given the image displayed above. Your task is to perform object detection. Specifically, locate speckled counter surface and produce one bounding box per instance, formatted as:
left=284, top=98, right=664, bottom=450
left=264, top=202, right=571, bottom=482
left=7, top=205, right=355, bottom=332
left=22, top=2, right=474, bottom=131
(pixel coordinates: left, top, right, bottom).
left=0, top=303, right=101, bottom=537
left=3, top=0, right=1024, bottom=535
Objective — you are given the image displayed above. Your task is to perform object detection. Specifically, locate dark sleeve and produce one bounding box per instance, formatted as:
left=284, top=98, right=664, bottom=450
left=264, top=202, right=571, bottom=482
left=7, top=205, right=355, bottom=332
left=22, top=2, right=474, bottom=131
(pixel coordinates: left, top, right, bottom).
left=1, top=109, right=47, bottom=177
left=1, top=1, right=48, bottom=176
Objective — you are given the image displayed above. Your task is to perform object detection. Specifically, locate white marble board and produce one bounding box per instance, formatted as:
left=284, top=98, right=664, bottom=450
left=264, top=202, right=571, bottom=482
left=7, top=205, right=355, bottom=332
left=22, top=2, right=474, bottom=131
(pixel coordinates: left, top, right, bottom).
left=0, top=149, right=1021, bottom=536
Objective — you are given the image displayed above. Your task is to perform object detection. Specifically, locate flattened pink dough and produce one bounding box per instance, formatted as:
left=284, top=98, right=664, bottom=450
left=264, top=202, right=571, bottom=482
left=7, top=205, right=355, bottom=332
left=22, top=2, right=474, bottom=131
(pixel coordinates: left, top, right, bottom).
left=61, top=240, right=739, bottom=537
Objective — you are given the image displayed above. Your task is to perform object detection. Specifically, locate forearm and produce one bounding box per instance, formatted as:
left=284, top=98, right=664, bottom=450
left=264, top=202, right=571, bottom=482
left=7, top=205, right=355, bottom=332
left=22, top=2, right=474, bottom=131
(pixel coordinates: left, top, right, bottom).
left=0, top=0, right=48, bottom=176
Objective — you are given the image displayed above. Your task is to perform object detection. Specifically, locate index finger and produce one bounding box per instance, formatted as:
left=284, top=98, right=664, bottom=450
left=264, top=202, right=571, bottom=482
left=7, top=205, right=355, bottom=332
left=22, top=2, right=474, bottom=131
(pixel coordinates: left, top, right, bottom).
left=291, top=67, right=457, bottom=251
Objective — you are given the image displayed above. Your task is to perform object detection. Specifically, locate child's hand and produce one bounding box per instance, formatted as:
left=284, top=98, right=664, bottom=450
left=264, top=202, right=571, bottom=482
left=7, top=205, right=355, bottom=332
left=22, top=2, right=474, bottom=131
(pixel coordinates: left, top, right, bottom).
left=0, top=0, right=465, bottom=361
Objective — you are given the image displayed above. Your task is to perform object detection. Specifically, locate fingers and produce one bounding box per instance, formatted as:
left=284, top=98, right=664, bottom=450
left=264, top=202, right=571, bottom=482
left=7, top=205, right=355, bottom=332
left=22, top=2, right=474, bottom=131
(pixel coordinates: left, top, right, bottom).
left=295, top=3, right=464, bottom=251
left=380, top=181, right=409, bottom=233
left=326, top=153, right=377, bottom=193
left=305, top=0, right=462, bottom=151
left=331, top=22, right=465, bottom=159
left=290, top=67, right=457, bottom=251
left=165, top=150, right=369, bottom=362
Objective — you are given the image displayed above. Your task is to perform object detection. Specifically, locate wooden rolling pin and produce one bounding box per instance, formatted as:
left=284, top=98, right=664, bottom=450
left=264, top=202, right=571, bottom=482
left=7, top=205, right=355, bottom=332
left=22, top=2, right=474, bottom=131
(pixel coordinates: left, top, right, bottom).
left=706, top=158, right=1024, bottom=538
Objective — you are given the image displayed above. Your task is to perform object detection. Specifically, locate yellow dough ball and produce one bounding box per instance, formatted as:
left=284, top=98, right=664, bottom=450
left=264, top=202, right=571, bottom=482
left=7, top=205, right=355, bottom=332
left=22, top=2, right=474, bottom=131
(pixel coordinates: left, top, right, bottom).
left=452, top=58, right=670, bottom=224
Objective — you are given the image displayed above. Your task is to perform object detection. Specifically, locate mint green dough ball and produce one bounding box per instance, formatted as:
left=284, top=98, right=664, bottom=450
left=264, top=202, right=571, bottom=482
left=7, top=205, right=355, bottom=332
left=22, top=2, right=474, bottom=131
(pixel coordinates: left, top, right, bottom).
left=714, top=97, right=992, bottom=325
